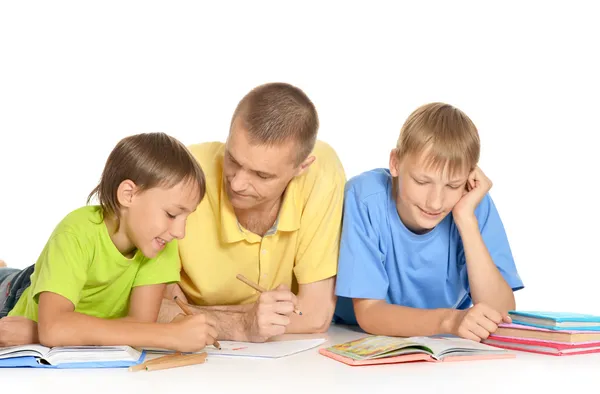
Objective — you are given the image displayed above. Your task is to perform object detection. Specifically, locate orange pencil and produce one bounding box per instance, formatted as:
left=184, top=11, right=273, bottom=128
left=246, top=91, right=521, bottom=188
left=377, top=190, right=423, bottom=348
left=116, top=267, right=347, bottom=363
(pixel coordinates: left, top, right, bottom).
left=128, top=352, right=184, bottom=372
left=235, top=274, right=302, bottom=315
left=173, top=296, right=221, bottom=350
left=145, top=353, right=208, bottom=372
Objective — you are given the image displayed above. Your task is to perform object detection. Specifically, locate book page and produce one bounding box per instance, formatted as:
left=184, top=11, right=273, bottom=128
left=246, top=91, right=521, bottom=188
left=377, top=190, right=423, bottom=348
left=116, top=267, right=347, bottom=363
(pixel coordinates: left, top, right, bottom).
left=44, top=346, right=142, bottom=365
left=0, top=344, right=49, bottom=360
left=327, top=336, right=432, bottom=360
left=205, top=338, right=326, bottom=358
left=409, top=336, right=508, bottom=358
left=145, top=338, right=326, bottom=359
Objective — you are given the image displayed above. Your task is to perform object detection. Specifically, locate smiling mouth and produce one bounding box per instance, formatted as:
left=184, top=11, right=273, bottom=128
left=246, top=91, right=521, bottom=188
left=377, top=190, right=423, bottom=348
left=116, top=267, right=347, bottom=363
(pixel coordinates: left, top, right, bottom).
left=418, top=207, right=443, bottom=216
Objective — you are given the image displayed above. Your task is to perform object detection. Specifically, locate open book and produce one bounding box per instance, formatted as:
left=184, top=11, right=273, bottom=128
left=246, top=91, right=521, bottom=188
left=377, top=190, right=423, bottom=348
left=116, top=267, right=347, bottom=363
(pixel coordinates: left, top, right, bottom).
left=319, top=335, right=514, bottom=366
left=0, top=344, right=145, bottom=369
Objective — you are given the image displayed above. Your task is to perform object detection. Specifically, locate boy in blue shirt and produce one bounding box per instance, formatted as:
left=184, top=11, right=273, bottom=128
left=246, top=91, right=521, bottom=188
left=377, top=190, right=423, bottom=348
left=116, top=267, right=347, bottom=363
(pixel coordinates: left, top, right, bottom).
left=334, top=103, right=523, bottom=342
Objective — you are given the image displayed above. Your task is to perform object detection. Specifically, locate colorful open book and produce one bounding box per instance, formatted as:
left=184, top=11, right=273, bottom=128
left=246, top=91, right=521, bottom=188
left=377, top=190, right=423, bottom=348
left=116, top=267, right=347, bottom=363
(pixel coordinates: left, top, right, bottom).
left=0, top=344, right=145, bottom=369
left=319, top=335, right=514, bottom=366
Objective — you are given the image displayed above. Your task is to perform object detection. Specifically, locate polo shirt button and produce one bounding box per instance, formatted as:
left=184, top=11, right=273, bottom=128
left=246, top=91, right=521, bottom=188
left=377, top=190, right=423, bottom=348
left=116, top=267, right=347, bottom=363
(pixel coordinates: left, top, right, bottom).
left=261, top=249, right=267, bottom=254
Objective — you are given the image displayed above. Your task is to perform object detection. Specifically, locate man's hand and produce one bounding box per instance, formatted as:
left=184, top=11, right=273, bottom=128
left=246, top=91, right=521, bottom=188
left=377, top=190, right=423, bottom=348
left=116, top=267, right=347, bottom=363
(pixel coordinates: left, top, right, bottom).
left=242, top=284, right=298, bottom=342
left=452, top=167, right=492, bottom=224
left=0, top=316, right=39, bottom=347
left=443, top=303, right=511, bottom=342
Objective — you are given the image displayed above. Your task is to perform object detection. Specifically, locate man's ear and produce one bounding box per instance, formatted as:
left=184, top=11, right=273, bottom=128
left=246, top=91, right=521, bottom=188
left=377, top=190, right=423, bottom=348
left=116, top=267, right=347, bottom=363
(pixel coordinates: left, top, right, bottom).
left=116, top=179, right=138, bottom=208
left=295, top=155, right=316, bottom=177
left=389, top=149, right=400, bottom=177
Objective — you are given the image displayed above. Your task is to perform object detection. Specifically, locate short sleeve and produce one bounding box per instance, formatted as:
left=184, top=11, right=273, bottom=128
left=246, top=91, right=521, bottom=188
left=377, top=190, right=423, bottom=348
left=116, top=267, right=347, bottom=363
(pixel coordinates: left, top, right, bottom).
left=133, top=240, right=181, bottom=287
left=293, top=178, right=344, bottom=284
left=335, top=186, right=389, bottom=300
left=30, top=232, right=89, bottom=306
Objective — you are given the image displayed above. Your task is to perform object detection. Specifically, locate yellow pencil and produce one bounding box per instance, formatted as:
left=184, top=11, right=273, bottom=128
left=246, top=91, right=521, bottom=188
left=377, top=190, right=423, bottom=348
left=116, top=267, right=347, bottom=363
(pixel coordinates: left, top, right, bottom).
left=236, top=274, right=302, bottom=315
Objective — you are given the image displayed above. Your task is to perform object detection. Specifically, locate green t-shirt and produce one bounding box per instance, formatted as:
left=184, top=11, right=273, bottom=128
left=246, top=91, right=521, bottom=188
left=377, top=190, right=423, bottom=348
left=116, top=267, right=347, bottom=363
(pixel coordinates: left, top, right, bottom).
left=9, top=205, right=180, bottom=321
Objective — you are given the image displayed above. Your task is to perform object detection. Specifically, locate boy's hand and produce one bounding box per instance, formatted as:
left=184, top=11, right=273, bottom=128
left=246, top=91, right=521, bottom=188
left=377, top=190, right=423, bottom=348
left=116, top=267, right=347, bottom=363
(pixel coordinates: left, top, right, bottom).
left=0, top=316, right=39, bottom=346
left=452, top=167, right=492, bottom=224
left=242, top=284, right=297, bottom=342
left=444, top=303, right=511, bottom=342
left=168, top=313, right=218, bottom=352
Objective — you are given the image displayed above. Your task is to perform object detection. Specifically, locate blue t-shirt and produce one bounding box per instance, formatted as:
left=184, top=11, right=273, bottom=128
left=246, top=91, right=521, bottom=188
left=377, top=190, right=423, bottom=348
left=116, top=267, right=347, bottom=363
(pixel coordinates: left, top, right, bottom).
left=333, top=169, right=524, bottom=325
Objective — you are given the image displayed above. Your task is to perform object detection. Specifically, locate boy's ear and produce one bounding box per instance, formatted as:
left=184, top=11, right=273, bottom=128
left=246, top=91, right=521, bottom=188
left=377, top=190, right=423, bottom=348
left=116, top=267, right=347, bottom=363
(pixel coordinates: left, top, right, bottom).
left=116, top=179, right=138, bottom=208
left=389, top=149, right=400, bottom=177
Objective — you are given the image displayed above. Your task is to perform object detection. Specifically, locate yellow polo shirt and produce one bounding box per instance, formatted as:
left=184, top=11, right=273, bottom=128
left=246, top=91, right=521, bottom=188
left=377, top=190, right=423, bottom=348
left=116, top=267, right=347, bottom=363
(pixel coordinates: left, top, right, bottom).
left=179, top=141, right=346, bottom=306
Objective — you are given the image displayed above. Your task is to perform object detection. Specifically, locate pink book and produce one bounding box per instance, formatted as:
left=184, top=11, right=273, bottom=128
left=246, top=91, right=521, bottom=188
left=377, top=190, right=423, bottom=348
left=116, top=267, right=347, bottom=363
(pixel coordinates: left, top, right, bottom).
left=494, top=323, right=600, bottom=344
left=319, top=335, right=515, bottom=366
left=483, top=335, right=600, bottom=356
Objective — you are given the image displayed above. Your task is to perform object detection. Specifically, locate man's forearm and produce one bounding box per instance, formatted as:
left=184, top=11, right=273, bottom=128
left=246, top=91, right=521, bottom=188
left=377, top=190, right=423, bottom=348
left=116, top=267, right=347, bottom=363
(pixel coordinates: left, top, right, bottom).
left=457, top=219, right=516, bottom=313
left=284, top=277, right=337, bottom=334
left=285, top=294, right=335, bottom=334
left=159, top=299, right=250, bottom=341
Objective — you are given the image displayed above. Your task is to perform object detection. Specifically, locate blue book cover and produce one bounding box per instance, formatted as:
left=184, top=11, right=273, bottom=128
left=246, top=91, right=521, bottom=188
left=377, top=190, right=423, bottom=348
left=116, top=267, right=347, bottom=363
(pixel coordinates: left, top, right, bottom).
left=508, top=311, right=600, bottom=331
left=0, top=345, right=146, bottom=369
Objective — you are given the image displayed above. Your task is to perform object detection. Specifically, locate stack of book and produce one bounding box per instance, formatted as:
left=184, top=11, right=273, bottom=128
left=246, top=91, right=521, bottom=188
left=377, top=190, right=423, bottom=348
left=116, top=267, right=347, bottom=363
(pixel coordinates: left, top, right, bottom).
left=483, top=311, right=600, bottom=356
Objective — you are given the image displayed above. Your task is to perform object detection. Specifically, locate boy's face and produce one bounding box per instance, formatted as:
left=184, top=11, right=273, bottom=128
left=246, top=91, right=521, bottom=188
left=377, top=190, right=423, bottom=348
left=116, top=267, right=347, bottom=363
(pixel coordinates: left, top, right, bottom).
left=222, top=117, right=314, bottom=211
left=120, top=179, right=200, bottom=258
left=389, top=149, right=470, bottom=233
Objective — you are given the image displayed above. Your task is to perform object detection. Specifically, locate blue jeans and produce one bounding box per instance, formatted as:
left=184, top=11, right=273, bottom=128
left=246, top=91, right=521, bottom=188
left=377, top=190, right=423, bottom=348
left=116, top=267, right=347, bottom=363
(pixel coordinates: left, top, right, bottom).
left=0, top=265, right=34, bottom=318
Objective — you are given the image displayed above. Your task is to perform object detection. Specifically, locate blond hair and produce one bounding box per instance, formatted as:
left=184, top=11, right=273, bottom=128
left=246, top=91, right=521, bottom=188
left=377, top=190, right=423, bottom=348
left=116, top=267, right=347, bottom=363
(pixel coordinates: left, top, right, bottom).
left=396, top=102, right=480, bottom=177
left=231, top=82, right=319, bottom=165
left=88, top=132, right=206, bottom=218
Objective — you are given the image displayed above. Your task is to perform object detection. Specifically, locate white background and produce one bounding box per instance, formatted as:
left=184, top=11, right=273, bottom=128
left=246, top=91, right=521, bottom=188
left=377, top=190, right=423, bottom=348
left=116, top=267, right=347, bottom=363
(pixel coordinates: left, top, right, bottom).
left=1, top=1, right=598, bottom=318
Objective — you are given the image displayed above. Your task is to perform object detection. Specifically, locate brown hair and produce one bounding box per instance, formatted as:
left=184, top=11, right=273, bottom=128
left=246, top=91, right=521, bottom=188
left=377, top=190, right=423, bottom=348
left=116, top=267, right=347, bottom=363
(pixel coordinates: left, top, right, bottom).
left=87, top=132, right=206, bottom=218
left=396, top=102, right=480, bottom=177
left=230, top=82, right=319, bottom=164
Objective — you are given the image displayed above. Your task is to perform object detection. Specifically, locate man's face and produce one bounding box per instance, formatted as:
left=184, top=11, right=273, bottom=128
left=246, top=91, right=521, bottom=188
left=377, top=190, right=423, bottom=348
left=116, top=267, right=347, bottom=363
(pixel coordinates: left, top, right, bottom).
left=223, top=118, right=307, bottom=210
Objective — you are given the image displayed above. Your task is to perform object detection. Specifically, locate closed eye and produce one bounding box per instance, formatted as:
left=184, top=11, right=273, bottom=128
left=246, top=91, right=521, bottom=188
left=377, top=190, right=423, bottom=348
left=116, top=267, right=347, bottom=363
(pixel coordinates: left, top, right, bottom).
left=166, top=211, right=176, bottom=219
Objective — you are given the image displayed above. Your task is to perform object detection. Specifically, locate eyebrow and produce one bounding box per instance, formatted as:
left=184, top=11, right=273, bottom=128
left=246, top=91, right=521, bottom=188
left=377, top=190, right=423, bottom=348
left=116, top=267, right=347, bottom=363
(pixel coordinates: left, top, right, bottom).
left=227, top=150, right=277, bottom=178
left=413, top=174, right=466, bottom=184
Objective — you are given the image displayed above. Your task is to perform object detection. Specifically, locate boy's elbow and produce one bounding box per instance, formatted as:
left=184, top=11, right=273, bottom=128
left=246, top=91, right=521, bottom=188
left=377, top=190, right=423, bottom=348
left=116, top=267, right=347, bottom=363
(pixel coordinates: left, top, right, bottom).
left=38, top=322, right=63, bottom=348
left=354, top=302, right=382, bottom=335
left=356, top=312, right=377, bottom=335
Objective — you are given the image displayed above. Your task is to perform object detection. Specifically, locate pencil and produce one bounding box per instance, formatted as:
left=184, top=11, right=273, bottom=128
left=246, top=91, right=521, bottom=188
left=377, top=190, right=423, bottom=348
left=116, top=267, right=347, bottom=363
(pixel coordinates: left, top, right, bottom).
left=235, top=274, right=302, bottom=315
left=128, top=352, right=184, bottom=372
left=145, top=353, right=208, bottom=372
left=173, top=296, right=221, bottom=350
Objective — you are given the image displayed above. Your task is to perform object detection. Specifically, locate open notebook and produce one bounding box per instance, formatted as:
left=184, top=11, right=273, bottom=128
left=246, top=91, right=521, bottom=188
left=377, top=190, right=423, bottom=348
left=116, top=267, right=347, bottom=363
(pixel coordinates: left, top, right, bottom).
left=145, top=338, right=327, bottom=359
left=0, top=344, right=145, bottom=369
left=320, top=335, right=514, bottom=366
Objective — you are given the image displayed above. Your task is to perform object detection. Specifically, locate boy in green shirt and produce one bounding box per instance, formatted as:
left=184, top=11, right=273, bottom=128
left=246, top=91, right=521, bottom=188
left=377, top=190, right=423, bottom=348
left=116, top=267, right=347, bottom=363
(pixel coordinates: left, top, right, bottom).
left=0, top=132, right=217, bottom=351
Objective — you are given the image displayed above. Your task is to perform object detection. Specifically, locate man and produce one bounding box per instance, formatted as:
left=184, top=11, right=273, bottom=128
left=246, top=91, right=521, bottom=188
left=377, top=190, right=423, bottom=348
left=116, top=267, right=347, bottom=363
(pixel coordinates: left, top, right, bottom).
left=160, top=82, right=346, bottom=342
